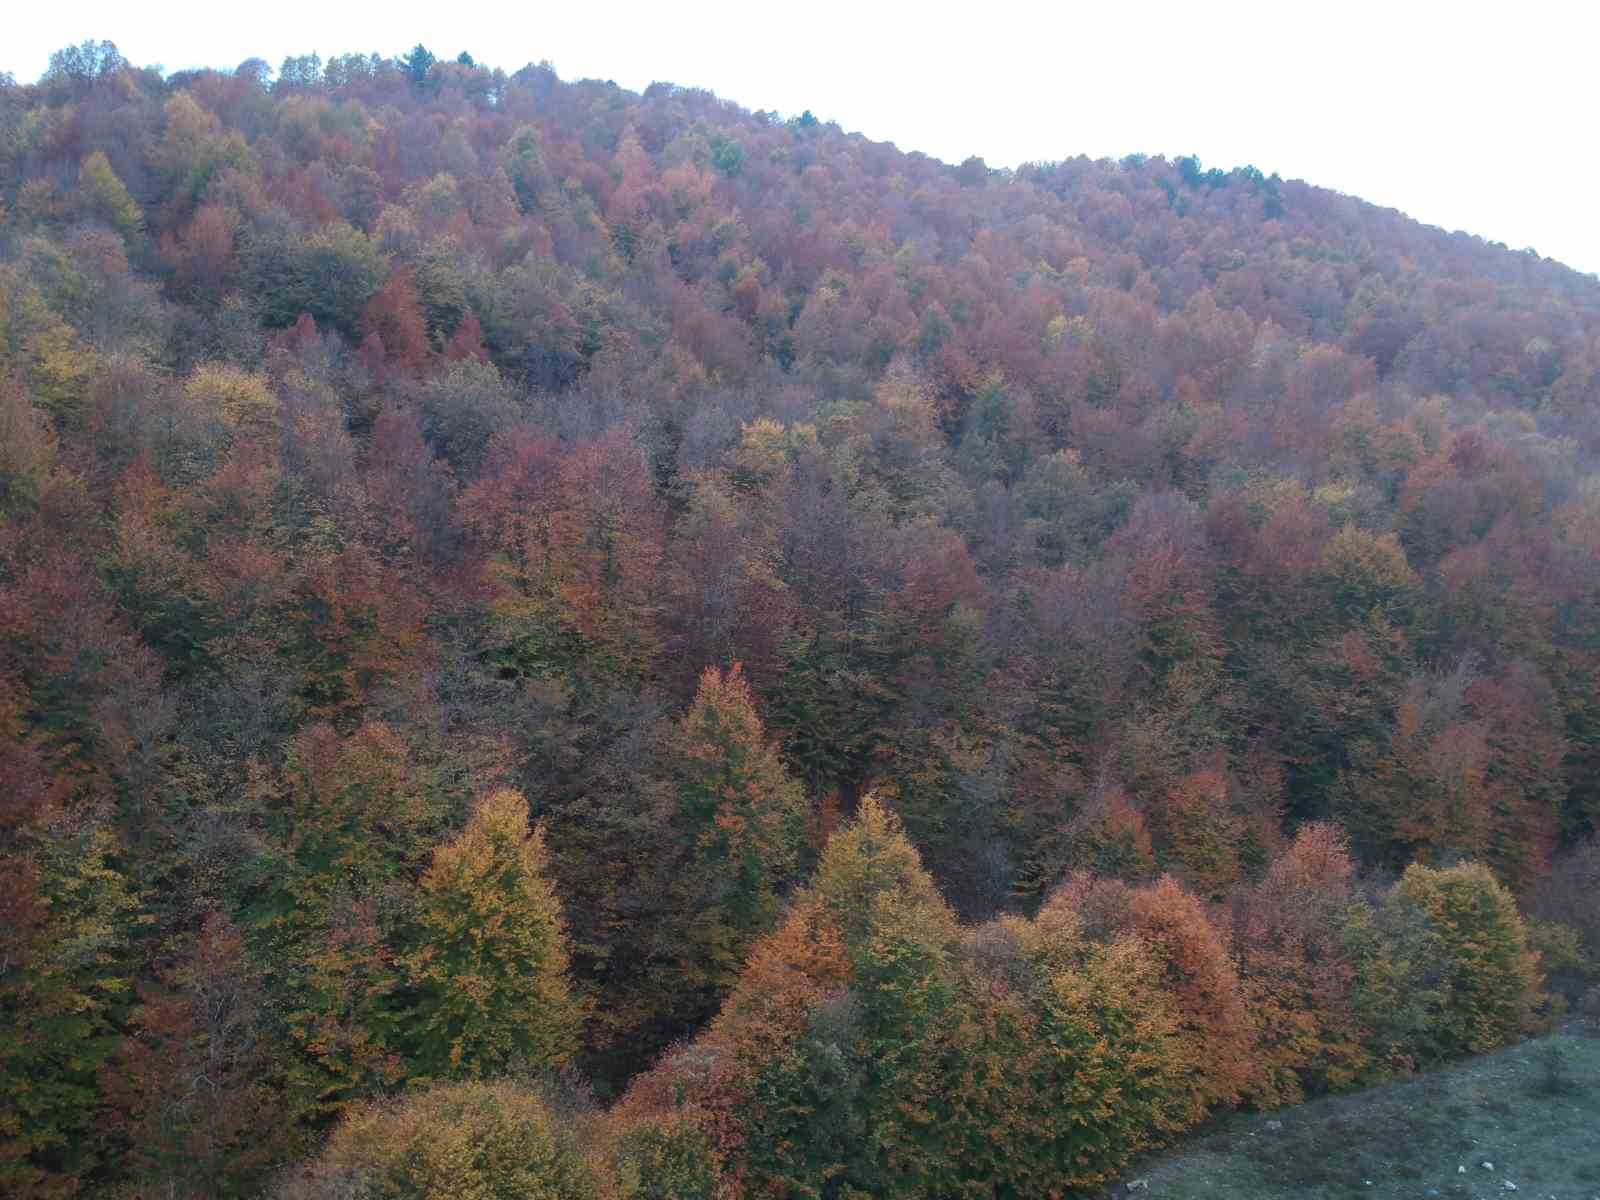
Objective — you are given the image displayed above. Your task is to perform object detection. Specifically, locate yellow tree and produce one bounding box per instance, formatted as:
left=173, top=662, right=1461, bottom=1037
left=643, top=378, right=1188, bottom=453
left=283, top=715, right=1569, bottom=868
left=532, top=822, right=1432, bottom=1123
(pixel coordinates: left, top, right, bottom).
left=276, top=1081, right=601, bottom=1200
left=403, top=789, right=583, bottom=1079
left=78, top=151, right=143, bottom=247
left=1390, top=861, right=1541, bottom=1058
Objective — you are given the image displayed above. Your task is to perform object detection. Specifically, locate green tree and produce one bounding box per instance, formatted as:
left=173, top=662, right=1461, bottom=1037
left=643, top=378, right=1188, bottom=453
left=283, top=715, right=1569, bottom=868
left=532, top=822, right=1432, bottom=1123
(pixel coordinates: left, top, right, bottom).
left=77, top=151, right=143, bottom=246
left=501, top=125, right=551, bottom=213
left=402, top=789, right=583, bottom=1079
left=709, top=134, right=744, bottom=177
left=240, top=221, right=382, bottom=336
left=667, top=665, right=806, bottom=955
left=276, top=1080, right=600, bottom=1200
left=611, top=1115, right=722, bottom=1200
left=0, top=820, right=135, bottom=1197
left=744, top=796, right=959, bottom=1199
left=238, top=723, right=457, bottom=1125
left=1387, top=861, right=1541, bottom=1059
left=400, top=44, right=436, bottom=88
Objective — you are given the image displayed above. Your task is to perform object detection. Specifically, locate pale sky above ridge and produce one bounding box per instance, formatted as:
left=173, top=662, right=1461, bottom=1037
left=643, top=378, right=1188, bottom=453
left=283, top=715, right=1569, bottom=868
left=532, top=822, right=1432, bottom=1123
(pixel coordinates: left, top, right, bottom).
left=6, top=0, right=1597, bottom=277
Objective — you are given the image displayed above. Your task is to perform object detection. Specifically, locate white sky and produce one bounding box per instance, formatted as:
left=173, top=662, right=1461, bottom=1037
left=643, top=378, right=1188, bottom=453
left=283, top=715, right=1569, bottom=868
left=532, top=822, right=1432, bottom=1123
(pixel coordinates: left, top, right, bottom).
left=6, top=0, right=1598, bottom=277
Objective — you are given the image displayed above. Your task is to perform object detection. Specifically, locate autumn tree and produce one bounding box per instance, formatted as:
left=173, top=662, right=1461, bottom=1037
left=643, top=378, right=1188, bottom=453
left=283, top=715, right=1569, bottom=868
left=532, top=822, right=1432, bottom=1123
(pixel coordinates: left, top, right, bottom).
left=1047, top=872, right=1257, bottom=1112
left=101, top=914, right=283, bottom=1198
left=402, top=789, right=583, bottom=1079
left=242, top=722, right=452, bottom=1121
left=1233, top=823, right=1371, bottom=1103
left=1384, top=861, right=1542, bottom=1060
left=915, top=903, right=1203, bottom=1195
left=740, top=796, right=959, bottom=1198
left=78, top=151, right=144, bottom=247
left=649, top=664, right=807, bottom=1027
left=4, top=36, right=1600, bottom=1196
left=276, top=1080, right=601, bottom=1200
left=358, top=268, right=430, bottom=374
left=0, top=813, right=135, bottom=1197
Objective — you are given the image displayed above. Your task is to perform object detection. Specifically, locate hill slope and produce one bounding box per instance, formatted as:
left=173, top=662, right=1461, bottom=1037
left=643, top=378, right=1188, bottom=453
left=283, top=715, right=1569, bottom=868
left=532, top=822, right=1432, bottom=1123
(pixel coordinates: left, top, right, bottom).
left=1121, top=1028, right=1600, bottom=1200
left=2, top=38, right=1600, bottom=1199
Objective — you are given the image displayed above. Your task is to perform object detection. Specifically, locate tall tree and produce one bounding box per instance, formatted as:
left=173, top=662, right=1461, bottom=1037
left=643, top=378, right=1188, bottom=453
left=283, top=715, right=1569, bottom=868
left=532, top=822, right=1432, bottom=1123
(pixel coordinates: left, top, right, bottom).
left=402, top=789, right=583, bottom=1079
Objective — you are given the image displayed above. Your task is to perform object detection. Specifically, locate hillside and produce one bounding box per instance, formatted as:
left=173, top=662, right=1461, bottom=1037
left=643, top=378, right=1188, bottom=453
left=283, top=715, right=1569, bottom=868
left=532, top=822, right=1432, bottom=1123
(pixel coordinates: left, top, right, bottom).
left=2, top=38, right=1600, bottom=1200
left=1119, top=1026, right=1600, bottom=1200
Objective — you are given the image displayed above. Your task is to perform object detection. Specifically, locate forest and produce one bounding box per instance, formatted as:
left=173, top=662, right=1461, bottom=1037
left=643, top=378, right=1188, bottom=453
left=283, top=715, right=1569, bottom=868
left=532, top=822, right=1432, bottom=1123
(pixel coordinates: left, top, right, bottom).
left=2, top=36, right=1600, bottom=1200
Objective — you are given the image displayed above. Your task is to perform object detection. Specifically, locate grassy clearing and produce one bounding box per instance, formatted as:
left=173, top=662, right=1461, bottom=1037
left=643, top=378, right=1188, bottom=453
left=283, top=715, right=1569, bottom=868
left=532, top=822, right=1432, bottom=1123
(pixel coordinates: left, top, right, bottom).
left=1111, top=1026, right=1600, bottom=1200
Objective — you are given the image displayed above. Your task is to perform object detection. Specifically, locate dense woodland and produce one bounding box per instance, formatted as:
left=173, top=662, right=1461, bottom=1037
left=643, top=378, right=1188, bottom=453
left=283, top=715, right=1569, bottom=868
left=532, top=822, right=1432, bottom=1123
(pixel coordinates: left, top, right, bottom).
left=3, top=38, right=1600, bottom=1200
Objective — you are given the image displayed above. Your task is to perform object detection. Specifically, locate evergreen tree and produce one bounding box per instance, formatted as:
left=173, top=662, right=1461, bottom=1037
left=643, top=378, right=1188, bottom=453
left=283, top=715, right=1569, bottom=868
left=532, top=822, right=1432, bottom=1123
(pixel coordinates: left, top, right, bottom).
left=400, top=44, right=435, bottom=88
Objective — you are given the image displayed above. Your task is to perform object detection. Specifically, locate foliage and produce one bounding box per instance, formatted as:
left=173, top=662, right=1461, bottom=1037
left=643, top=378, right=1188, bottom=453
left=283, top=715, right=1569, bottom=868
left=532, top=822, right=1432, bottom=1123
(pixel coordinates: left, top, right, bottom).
left=1386, top=860, right=1542, bottom=1059
left=402, top=789, right=583, bottom=1080
left=100, top=913, right=282, bottom=1198
left=0, top=817, right=135, bottom=1197
left=276, top=1080, right=604, bottom=1200
left=78, top=151, right=144, bottom=246
left=610, top=1114, right=722, bottom=1200
left=1234, top=823, right=1371, bottom=1103
left=0, top=32, right=1596, bottom=1195
left=654, top=665, right=807, bottom=1015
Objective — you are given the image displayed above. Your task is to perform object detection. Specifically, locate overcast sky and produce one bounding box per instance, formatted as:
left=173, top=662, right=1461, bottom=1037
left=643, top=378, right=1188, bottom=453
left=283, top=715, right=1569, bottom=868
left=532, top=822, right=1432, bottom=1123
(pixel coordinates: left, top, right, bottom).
left=7, top=0, right=1597, bottom=277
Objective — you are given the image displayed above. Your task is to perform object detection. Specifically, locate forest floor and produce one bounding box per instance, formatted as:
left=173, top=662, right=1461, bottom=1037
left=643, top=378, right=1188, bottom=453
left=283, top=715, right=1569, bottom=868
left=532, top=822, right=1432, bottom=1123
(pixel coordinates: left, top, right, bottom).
left=1110, top=1024, right=1600, bottom=1200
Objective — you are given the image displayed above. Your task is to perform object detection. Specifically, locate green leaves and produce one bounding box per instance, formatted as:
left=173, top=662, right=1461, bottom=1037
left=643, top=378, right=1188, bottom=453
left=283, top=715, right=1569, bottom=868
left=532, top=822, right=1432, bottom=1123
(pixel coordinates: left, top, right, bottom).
left=240, top=222, right=382, bottom=336
left=1389, top=861, right=1542, bottom=1058
left=282, top=1080, right=600, bottom=1200
left=77, top=152, right=142, bottom=247
left=401, top=789, right=583, bottom=1080
left=0, top=818, right=135, bottom=1195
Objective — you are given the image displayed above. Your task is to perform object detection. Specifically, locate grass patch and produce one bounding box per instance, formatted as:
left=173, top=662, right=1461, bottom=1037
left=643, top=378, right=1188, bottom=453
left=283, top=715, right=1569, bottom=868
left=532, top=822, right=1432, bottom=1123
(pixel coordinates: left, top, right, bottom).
left=1114, top=1026, right=1600, bottom=1200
